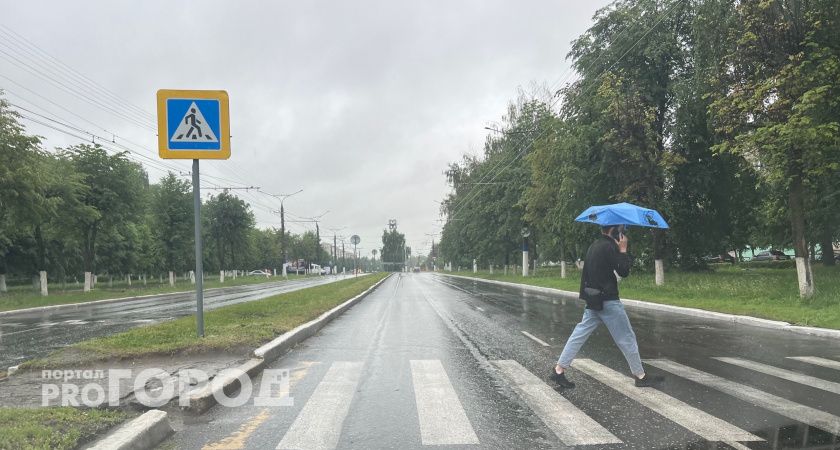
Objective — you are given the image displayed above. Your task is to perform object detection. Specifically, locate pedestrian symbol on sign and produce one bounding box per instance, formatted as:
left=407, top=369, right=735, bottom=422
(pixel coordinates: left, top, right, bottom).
left=171, top=102, right=218, bottom=143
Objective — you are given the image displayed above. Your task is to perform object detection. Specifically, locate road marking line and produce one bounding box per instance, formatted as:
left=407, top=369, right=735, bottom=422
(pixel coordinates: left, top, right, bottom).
left=277, top=361, right=363, bottom=450
left=725, top=441, right=752, bottom=450
left=787, top=356, right=840, bottom=371
left=205, top=362, right=316, bottom=450
left=492, top=360, right=622, bottom=446
left=714, top=357, right=840, bottom=395
left=646, top=359, right=840, bottom=435
left=204, top=409, right=271, bottom=450
left=410, top=360, right=479, bottom=446
left=573, top=359, right=762, bottom=442
left=520, top=331, right=551, bottom=347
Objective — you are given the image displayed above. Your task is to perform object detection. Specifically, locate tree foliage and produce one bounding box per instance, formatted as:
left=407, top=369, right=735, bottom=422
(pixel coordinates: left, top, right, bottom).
left=437, top=0, right=840, bottom=297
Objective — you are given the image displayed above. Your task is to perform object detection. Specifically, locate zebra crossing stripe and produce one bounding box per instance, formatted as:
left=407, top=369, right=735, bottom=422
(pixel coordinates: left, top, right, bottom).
left=410, top=360, right=479, bottom=445
left=492, top=360, right=622, bottom=446
left=277, top=361, right=363, bottom=450
left=646, top=359, right=840, bottom=435
left=573, top=359, right=762, bottom=443
left=714, top=357, right=840, bottom=395
left=787, top=356, right=840, bottom=371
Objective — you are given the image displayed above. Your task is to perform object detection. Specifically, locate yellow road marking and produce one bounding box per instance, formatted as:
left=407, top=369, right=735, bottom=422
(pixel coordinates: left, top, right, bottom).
left=202, top=362, right=318, bottom=450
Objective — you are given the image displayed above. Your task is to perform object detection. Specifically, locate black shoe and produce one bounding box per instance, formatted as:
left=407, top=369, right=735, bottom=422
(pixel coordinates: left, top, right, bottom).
left=549, top=369, right=576, bottom=388
left=634, top=373, right=664, bottom=387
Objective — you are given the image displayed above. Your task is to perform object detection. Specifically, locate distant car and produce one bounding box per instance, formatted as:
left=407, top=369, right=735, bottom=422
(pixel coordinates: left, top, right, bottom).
left=751, top=250, right=791, bottom=262
left=248, top=270, right=270, bottom=276
left=413, top=267, right=420, bottom=273
left=703, top=254, right=735, bottom=264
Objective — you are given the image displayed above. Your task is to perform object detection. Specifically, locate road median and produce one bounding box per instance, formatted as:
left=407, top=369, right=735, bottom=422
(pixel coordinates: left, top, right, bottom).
left=1, top=273, right=390, bottom=449
left=0, top=275, right=312, bottom=315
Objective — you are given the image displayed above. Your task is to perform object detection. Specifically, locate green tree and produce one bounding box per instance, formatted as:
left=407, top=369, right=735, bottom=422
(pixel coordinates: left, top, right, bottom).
left=205, top=191, right=255, bottom=270
left=150, top=173, right=193, bottom=274
left=381, top=229, right=406, bottom=272
left=63, top=144, right=147, bottom=285
left=0, top=97, right=44, bottom=290
left=710, top=0, right=840, bottom=297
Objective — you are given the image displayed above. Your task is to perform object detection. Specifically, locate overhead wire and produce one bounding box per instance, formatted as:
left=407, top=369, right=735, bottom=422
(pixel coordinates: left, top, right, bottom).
left=0, top=25, right=155, bottom=121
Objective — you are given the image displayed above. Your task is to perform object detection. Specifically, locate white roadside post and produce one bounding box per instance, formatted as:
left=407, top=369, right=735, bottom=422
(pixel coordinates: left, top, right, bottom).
left=169, top=271, right=175, bottom=287
left=39, top=271, right=48, bottom=296
left=560, top=261, right=567, bottom=278
left=521, top=228, right=530, bottom=277
left=157, top=89, right=231, bottom=338
left=473, top=259, right=477, bottom=273
left=655, top=259, right=665, bottom=286
left=84, top=272, right=92, bottom=292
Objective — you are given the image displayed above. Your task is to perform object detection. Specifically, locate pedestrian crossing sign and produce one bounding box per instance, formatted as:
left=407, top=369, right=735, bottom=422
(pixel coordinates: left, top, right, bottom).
left=157, top=89, right=231, bottom=159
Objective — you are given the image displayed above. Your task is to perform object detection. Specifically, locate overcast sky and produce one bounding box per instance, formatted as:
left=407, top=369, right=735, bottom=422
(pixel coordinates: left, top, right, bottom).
left=1, top=1, right=610, bottom=257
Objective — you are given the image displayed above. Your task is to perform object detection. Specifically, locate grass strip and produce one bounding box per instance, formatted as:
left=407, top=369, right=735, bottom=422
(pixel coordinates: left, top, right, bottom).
left=450, top=264, right=840, bottom=329
left=23, top=273, right=389, bottom=368
left=0, top=407, right=126, bottom=450
left=0, top=274, right=316, bottom=313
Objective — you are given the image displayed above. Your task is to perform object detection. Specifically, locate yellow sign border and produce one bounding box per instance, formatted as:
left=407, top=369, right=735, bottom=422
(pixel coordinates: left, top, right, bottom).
left=157, top=89, right=231, bottom=159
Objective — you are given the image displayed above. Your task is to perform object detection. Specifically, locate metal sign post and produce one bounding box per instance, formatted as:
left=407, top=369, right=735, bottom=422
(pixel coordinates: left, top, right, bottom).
left=192, top=159, right=204, bottom=337
left=157, top=89, right=231, bottom=338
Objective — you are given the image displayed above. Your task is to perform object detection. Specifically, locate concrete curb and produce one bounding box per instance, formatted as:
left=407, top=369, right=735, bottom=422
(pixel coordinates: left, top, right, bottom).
left=436, top=273, right=840, bottom=339
left=85, top=409, right=173, bottom=450
left=182, top=358, right=265, bottom=415
left=0, top=281, right=288, bottom=318
left=254, top=274, right=392, bottom=362
left=183, top=273, right=391, bottom=414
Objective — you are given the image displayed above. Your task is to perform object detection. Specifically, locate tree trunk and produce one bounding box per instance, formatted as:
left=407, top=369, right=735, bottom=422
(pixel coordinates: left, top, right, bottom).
left=84, top=272, right=92, bottom=292
left=560, top=245, right=567, bottom=279
left=39, top=271, right=48, bottom=296
left=35, top=225, right=46, bottom=272
left=653, top=229, right=665, bottom=286
left=821, top=227, right=835, bottom=267
left=169, top=271, right=175, bottom=286
left=0, top=274, right=6, bottom=293
left=789, top=175, right=815, bottom=297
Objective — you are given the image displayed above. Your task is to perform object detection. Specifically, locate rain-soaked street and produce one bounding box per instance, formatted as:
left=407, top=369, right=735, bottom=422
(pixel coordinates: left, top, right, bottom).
left=0, top=275, right=357, bottom=369
left=169, top=273, right=840, bottom=449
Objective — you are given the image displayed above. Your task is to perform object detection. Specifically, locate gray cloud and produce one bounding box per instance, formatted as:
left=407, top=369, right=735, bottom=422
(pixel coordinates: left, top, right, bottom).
left=1, top=0, right=610, bottom=255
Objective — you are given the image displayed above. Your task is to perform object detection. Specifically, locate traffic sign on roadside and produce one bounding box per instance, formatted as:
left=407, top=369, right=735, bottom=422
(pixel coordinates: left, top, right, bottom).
left=157, top=89, right=231, bottom=159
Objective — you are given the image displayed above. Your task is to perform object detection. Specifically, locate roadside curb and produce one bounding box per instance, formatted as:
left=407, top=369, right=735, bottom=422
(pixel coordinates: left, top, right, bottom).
left=181, top=273, right=391, bottom=415
left=85, top=409, right=173, bottom=450
left=182, top=358, right=265, bottom=415
left=436, top=273, right=840, bottom=339
left=254, top=273, right=391, bottom=362
left=0, top=281, right=289, bottom=318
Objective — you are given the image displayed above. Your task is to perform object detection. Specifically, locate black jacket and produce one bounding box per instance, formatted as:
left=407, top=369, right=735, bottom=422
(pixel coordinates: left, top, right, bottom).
left=579, top=235, right=632, bottom=308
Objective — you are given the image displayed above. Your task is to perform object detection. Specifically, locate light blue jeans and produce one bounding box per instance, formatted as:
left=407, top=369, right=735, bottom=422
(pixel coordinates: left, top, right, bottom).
left=557, top=300, right=644, bottom=376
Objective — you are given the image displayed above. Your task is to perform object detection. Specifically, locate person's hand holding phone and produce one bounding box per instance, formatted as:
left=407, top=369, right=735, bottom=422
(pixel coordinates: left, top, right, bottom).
left=617, top=232, right=628, bottom=253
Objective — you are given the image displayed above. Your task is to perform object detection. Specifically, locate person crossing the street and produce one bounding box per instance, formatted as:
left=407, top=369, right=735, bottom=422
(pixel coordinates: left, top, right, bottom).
left=550, top=224, right=664, bottom=388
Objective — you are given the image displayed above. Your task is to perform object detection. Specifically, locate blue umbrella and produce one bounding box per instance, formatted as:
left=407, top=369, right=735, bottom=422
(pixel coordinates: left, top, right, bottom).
left=574, top=202, right=669, bottom=229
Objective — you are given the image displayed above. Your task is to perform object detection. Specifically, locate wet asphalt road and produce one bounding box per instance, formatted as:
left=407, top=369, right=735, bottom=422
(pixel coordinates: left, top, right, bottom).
left=169, top=273, right=840, bottom=449
left=0, top=275, right=356, bottom=369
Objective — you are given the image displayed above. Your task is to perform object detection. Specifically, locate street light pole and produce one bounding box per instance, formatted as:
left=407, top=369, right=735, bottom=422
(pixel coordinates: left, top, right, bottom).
left=268, top=189, right=303, bottom=277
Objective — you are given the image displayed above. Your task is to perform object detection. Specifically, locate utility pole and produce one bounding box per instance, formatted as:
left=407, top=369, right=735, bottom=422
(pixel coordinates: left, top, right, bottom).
left=315, top=222, right=320, bottom=271
left=333, top=234, right=337, bottom=275
left=267, top=189, right=303, bottom=276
